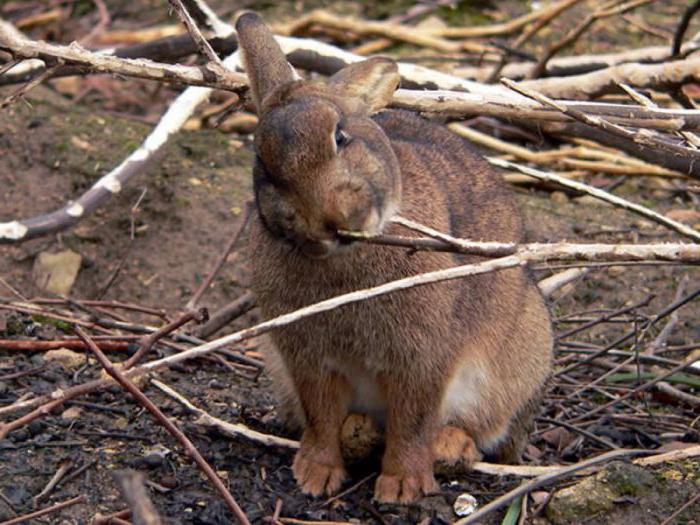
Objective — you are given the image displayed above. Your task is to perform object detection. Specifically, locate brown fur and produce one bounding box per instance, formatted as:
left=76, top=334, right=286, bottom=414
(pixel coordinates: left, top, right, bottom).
left=236, top=12, right=553, bottom=503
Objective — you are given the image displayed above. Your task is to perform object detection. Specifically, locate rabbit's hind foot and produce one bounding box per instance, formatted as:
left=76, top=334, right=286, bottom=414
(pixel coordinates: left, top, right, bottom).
left=433, top=425, right=482, bottom=467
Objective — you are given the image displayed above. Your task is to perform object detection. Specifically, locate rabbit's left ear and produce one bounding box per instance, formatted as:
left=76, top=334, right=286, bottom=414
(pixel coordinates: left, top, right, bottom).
left=236, top=12, right=296, bottom=112
left=328, top=57, right=400, bottom=113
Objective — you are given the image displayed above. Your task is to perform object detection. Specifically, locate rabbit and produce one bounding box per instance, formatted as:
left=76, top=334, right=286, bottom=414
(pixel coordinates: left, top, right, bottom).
left=236, top=12, right=553, bottom=504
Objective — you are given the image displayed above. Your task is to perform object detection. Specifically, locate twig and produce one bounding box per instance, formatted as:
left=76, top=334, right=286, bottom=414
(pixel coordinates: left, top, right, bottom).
left=568, top=352, right=700, bottom=423
left=454, top=448, right=650, bottom=525
left=0, top=63, right=59, bottom=109
left=32, top=460, right=73, bottom=506
left=0, top=45, right=242, bottom=243
left=537, top=417, right=617, bottom=450
left=0, top=20, right=247, bottom=92
left=0, top=494, right=86, bottom=525
left=80, top=0, right=112, bottom=46
left=486, top=0, right=583, bottom=82
left=96, top=188, right=148, bottom=300
left=150, top=380, right=300, bottom=449
left=167, top=0, right=222, bottom=66
left=672, top=0, right=700, bottom=57
left=91, top=508, right=131, bottom=525
left=0, top=339, right=132, bottom=352
left=74, top=327, right=251, bottom=525
left=489, top=158, right=700, bottom=242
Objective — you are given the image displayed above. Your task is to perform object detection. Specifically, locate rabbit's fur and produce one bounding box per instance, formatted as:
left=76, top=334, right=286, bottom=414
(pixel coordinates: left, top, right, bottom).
left=237, top=13, right=553, bottom=503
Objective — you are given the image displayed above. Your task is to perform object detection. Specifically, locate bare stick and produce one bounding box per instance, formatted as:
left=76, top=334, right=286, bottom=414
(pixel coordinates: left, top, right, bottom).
left=0, top=20, right=246, bottom=92
left=672, top=0, right=700, bottom=57
left=0, top=63, right=59, bottom=109
left=167, top=0, right=223, bottom=66
left=489, top=158, right=700, bottom=243
left=0, top=495, right=86, bottom=525
left=75, top=327, right=251, bottom=525
left=32, top=460, right=72, bottom=505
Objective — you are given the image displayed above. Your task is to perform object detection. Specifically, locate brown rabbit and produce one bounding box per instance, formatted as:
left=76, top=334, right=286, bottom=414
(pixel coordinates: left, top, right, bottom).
left=236, top=13, right=553, bottom=503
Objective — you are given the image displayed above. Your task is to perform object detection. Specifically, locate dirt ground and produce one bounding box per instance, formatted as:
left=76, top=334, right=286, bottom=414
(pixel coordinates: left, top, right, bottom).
left=1, top=1, right=699, bottom=524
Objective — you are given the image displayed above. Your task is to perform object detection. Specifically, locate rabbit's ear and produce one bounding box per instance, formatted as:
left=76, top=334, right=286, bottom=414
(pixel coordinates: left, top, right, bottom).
left=328, top=57, right=400, bottom=113
left=236, top=12, right=296, bottom=111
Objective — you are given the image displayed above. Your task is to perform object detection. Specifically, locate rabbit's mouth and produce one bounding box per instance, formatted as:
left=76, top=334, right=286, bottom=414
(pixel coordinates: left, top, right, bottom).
left=298, top=235, right=359, bottom=259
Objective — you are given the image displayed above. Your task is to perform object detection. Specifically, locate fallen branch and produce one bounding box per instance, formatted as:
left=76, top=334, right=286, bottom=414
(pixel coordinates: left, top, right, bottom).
left=0, top=495, right=86, bottom=525
left=521, top=56, right=700, bottom=100
left=0, top=19, right=247, bottom=92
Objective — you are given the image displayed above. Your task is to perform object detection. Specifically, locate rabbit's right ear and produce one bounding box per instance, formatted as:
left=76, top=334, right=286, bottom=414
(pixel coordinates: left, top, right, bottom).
left=236, top=12, right=296, bottom=112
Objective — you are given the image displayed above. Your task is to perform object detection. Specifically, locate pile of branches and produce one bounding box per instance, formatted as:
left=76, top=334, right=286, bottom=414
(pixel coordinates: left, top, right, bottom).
left=1, top=0, right=699, bottom=523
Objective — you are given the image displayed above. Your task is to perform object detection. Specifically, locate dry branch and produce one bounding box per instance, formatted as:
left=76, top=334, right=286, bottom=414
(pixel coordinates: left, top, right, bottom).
left=521, top=56, right=700, bottom=100
left=280, top=10, right=497, bottom=55
left=0, top=20, right=247, bottom=92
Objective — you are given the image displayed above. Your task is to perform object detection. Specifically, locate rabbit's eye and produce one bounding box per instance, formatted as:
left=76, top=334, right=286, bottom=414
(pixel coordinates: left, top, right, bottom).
left=334, top=127, right=350, bottom=149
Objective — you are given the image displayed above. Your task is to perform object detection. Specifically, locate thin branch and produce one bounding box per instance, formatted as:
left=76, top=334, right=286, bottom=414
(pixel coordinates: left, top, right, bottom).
left=0, top=495, right=86, bottom=525
left=0, top=20, right=246, bottom=92
left=672, top=0, right=700, bottom=57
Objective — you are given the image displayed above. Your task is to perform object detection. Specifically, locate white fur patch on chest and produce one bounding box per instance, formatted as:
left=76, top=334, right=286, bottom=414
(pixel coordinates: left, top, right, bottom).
left=440, top=360, right=489, bottom=422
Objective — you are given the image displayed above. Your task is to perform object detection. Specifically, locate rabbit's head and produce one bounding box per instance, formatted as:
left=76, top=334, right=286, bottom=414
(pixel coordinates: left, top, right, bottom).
left=237, top=13, right=402, bottom=258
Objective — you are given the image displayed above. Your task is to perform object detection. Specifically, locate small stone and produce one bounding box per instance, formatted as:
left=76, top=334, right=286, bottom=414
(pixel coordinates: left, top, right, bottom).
left=0, top=381, right=7, bottom=395
left=550, top=191, right=569, bottom=204
left=541, top=427, right=574, bottom=449
left=453, top=493, right=478, bottom=517
left=61, top=406, right=82, bottom=419
left=32, top=250, right=82, bottom=295
left=45, top=348, right=84, bottom=369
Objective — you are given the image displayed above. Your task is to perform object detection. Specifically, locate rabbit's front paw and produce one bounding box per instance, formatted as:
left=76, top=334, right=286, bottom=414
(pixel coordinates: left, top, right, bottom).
left=293, top=448, right=346, bottom=497
left=374, top=470, right=439, bottom=503
left=433, top=425, right=482, bottom=467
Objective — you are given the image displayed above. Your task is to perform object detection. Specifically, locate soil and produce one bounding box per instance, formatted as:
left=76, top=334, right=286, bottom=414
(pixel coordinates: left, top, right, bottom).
left=1, top=1, right=699, bottom=524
